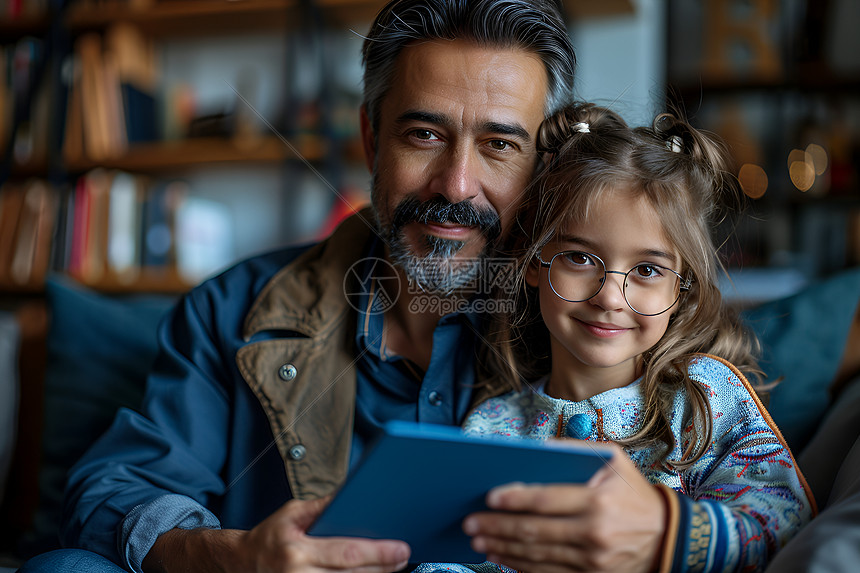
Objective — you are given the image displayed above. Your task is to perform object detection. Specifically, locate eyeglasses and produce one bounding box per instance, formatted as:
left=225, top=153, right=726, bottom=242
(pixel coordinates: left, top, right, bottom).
left=537, top=249, right=692, bottom=316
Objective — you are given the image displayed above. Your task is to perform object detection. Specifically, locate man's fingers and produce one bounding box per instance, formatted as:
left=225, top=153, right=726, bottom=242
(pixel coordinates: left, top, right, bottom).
left=286, top=496, right=334, bottom=530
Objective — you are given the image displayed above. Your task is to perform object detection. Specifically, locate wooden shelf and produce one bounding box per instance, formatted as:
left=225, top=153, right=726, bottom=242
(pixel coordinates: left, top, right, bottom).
left=64, top=135, right=327, bottom=173
left=668, top=70, right=860, bottom=99
left=8, top=157, right=51, bottom=178
left=67, top=0, right=637, bottom=35
left=66, top=0, right=386, bottom=35
left=72, top=269, right=193, bottom=294
left=0, top=12, right=52, bottom=41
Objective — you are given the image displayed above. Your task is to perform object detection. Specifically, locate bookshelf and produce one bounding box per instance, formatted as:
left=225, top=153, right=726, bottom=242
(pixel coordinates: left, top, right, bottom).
left=66, top=0, right=385, bottom=35
left=0, top=0, right=641, bottom=297
left=0, top=0, right=383, bottom=296
left=666, top=0, right=860, bottom=301
left=64, top=136, right=327, bottom=172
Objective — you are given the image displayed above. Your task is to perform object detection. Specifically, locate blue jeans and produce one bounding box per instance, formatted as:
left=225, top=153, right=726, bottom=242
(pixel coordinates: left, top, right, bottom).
left=17, top=549, right=126, bottom=572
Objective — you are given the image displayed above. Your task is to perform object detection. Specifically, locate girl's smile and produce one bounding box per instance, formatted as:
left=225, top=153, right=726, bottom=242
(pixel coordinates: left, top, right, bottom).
left=527, top=185, right=682, bottom=399
left=574, top=317, right=633, bottom=338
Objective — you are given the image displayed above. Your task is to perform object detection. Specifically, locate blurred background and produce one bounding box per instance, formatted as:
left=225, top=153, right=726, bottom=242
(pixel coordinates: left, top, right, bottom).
left=0, top=1, right=859, bottom=567
left=0, top=0, right=857, bottom=304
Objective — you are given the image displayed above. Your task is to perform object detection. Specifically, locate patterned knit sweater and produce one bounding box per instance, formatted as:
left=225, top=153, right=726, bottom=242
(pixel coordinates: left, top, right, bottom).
left=455, top=354, right=815, bottom=573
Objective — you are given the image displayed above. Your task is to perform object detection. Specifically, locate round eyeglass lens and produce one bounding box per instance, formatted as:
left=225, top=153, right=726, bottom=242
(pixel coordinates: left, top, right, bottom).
left=546, top=251, right=606, bottom=302
left=546, top=251, right=683, bottom=316
left=622, top=264, right=681, bottom=315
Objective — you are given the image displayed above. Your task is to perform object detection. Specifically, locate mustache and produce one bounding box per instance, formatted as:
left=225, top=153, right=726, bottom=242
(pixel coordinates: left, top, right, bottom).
left=390, top=196, right=501, bottom=242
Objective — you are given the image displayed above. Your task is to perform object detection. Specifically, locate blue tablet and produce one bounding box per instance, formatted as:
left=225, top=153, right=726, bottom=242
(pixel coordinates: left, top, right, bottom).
left=308, top=420, right=614, bottom=563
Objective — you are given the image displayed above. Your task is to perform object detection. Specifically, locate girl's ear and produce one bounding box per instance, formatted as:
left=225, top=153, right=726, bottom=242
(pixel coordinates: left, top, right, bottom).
left=525, top=258, right=541, bottom=287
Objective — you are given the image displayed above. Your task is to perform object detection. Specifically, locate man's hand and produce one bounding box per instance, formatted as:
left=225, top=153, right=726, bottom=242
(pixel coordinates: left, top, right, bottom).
left=144, top=497, right=411, bottom=573
left=462, top=443, right=665, bottom=573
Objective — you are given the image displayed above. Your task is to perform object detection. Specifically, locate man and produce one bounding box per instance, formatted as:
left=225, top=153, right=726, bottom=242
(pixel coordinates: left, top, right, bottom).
left=18, top=0, right=576, bottom=571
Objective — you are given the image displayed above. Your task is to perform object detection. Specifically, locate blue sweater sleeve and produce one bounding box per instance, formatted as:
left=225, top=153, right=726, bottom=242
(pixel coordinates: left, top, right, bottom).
left=664, top=356, right=816, bottom=573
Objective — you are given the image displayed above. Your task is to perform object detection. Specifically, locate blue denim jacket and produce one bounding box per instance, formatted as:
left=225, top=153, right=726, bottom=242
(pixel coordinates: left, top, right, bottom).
left=61, top=210, right=506, bottom=572
left=59, top=212, right=408, bottom=571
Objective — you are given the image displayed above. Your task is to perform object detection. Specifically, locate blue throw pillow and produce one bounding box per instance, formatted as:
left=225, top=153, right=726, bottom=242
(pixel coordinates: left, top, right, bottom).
left=20, top=277, right=177, bottom=557
left=741, top=267, right=860, bottom=453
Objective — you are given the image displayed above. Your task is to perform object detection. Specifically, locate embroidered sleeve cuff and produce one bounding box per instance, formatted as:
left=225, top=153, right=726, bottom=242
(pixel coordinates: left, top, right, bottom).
left=665, top=492, right=737, bottom=573
left=119, top=493, right=221, bottom=573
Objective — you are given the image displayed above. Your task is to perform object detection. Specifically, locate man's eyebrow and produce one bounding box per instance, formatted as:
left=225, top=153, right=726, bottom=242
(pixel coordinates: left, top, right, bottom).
left=394, top=111, right=531, bottom=142
left=395, top=110, right=451, bottom=127
left=481, top=121, right=531, bottom=142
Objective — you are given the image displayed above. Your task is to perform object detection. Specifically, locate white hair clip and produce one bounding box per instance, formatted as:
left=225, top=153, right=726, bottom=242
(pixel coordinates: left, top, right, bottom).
left=668, top=135, right=683, bottom=153
left=572, top=122, right=590, bottom=133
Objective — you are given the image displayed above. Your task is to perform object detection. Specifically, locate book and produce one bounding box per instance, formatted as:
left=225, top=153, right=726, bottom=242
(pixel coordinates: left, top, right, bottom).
left=76, top=33, right=111, bottom=160
left=120, top=82, right=157, bottom=144
left=140, top=180, right=186, bottom=270
left=78, top=168, right=113, bottom=284
left=0, top=184, right=25, bottom=285
left=67, top=176, right=90, bottom=277
left=9, top=179, right=55, bottom=286
left=62, top=53, right=84, bottom=164
left=106, top=171, right=143, bottom=282
left=106, top=22, right=159, bottom=144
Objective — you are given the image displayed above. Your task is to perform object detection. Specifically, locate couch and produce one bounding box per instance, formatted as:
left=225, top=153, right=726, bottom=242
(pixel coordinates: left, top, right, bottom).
left=1, top=268, right=859, bottom=571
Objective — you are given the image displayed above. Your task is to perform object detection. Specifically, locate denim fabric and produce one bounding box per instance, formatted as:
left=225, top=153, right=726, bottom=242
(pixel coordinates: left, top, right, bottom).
left=120, top=494, right=220, bottom=573
left=17, top=549, right=126, bottom=572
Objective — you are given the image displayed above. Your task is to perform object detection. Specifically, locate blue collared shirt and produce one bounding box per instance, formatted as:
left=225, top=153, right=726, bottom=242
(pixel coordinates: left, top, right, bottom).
left=351, top=240, right=479, bottom=466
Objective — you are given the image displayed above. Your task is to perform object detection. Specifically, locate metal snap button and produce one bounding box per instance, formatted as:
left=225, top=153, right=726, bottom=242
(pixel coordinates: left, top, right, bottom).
left=428, top=391, right=443, bottom=406
left=288, top=444, right=306, bottom=460
left=278, top=363, right=297, bottom=381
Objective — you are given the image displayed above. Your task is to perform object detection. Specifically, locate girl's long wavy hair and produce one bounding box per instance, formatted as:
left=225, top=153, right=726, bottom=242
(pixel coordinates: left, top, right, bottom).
left=480, top=103, right=764, bottom=469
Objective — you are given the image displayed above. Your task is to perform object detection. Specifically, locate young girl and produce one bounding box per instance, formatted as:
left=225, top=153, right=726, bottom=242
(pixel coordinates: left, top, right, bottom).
left=458, top=104, right=815, bottom=573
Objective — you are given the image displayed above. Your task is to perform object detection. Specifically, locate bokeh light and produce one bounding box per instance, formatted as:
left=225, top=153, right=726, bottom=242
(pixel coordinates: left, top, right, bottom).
left=738, top=163, right=768, bottom=199
left=806, top=143, right=828, bottom=175
left=787, top=148, right=812, bottom=169
left=789, top=158, right=815, bottom=191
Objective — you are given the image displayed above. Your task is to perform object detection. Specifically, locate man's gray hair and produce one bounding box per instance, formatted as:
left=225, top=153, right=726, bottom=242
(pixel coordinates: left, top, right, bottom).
left=361, top=0, right=576, bottom=131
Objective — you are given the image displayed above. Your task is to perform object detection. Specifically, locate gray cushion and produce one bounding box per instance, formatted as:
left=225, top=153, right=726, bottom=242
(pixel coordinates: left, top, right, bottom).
left=765, top=431, right=860, bottom=572
left=798, top=375, right=860, bottom=505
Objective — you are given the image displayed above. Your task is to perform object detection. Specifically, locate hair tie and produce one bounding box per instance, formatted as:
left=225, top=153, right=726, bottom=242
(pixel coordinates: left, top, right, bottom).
left=667, top=135, right=683, bottom=153
left=572, top=122, right=590, bottom=134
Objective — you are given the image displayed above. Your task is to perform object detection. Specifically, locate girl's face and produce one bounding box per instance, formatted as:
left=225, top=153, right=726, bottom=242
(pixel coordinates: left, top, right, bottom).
left=526, top=187, right=682, bottom=398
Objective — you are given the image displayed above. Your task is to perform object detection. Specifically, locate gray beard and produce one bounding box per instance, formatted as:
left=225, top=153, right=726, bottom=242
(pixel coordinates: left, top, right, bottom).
left=388, top=232, right=483, bottom=296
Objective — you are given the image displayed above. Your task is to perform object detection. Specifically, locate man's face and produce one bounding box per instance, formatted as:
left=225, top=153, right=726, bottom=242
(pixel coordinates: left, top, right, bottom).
left=362, top=39, right=548, bottom=294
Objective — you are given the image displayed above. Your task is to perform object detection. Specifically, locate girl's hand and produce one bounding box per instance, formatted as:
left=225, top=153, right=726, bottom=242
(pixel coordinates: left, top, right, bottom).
left=462, top=443, right=665, bottom=573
